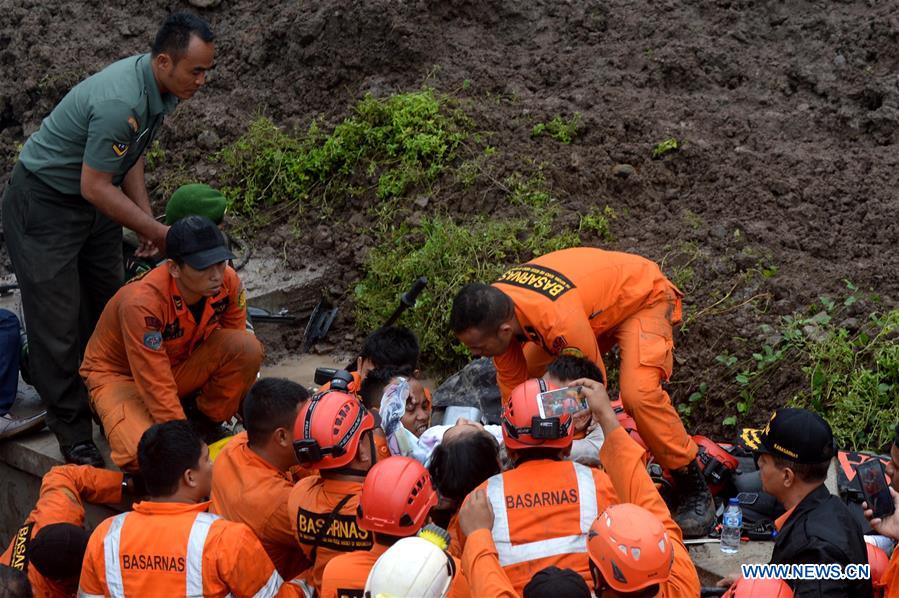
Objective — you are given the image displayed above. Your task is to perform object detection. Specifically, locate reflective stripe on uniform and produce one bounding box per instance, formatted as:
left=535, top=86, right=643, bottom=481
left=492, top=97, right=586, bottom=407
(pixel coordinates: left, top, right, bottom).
left=78, top=591, right=105, bottom=598
left=101, top=511, right=222, bottom=597
left=186, top=512, right=220, bottom=597
left=103, top=513, right=129, bottom=598
left=486, top=462, right=599, bottom=567
left=252, top=569, right=284, bottom=598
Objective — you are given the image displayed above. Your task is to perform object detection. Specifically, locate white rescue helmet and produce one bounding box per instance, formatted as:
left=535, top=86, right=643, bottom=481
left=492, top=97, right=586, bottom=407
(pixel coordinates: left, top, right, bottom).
left=364, top=536, right=455, bottom=598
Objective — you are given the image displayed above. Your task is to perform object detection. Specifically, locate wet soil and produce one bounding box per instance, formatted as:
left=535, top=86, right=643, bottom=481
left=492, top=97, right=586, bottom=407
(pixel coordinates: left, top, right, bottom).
left=1, top=0, right=898, bottom=440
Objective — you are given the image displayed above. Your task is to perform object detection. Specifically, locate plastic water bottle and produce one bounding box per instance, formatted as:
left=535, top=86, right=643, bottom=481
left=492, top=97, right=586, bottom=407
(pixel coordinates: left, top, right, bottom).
left=721, top=498, right=742, bottom=554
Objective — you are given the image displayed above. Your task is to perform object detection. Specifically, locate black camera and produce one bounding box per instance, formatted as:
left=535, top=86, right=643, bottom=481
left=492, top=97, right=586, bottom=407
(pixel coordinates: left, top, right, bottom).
left=529, top=416, right=562, bottom=439
left=293, top=438, right=323, bottom=463
left=313, top=367, right=354, bottom=392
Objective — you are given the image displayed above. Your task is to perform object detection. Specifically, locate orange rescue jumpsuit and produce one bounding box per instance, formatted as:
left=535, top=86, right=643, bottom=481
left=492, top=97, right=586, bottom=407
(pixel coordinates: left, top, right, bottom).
left=492, top=247, right=695, bottom=469
left=459, top=427, right=700, bottom=597
left=80, top=263, right=263, bottom=470
left=1, top=465, right=123, bottom=598
left=453, top=458, right=620, bottom=593
left=321, top=542, right=470, bottom=598
left=287, top=476, right=373, bottom=594
left=210, top=432, right=311, bottom=581
left=78, top=500, right=282, bottom=597
left=883, top=548, right=899, bottom=598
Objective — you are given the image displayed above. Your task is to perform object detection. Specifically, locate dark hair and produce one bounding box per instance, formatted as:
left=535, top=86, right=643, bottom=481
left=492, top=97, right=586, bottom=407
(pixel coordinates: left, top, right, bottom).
left=428, top=432, right=501, bottom=505
left=0, top=564, right=32, bottom=598
left=151, top=12, right=214, bottom=58
left=373, top=532, right=403, bottom=547
left=243, top=378, right=309, bottom=446
left=360, top=326, right=420, bottom=371
left=772, top=456, right=830, bottom=484
left=546, top=355, right=603, bottom=384
left=524, top=566, right=591, bottom=598
left=28, top=523, right=91, bottom=581
left=359, top=366, right=413, bottom=410
left=138, top=420, right=203, bottom=496
left=450, top=283, right=514, bottom=333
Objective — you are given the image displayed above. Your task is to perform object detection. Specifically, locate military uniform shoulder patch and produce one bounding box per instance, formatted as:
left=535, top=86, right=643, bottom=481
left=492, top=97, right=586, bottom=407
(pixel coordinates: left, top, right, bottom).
left=144, top=316, right=162, bottom=330
left=112, top=142, right=129, bottom=157
left=495, top=264, right=575, bottom=300
left=143, top=331, right=163, bottom=350
left=238, top=287, right=247, bottom=310
left=560, top=347, right=585, bottom=359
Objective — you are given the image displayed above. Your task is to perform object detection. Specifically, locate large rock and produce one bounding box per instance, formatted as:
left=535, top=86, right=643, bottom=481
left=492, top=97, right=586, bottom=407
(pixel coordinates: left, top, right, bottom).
left=432, top=358, right=502, bottom=424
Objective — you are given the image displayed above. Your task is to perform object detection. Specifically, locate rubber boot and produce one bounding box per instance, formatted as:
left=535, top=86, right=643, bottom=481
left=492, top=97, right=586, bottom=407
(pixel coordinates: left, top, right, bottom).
left=672, top=460, right=716, bottom=538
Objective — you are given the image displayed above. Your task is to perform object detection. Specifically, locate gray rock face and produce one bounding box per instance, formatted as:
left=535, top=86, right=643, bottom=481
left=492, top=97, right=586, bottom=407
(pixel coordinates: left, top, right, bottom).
left=432, top=358, right=502, bottom=424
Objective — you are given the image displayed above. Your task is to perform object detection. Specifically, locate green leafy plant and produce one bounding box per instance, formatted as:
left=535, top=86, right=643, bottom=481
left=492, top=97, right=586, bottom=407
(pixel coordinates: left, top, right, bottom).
left=355, top=213, right=584, bottom=375
left=651, top=137, right=679, bottom=159
left=578, top=206, right=617, bottom=241
left=217, top=90, right=470, bottom=221
left=145, top=140, right=165, bottom=171
left=531, top=114, right=582, bottom=144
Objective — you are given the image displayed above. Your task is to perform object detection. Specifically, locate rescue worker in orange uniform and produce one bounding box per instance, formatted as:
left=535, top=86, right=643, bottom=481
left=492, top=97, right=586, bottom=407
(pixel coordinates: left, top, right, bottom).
left=80, top=215, right=263, bottom=471
left=210, top=378, right=312, bottom=581
left=78, top=420, right=282, bottom=597
left=286, top=385, right=379, bottom=595
left=450, top=247, right=714, bottom=537
left=321, top=456, right=469, bottom=598
left=451, top=377, right=621, bottom=593
left=1, top=465, right=128, bottom=597
left=864, top=424, right=899, bottom=598
left=457, top=377, right=700, bottom=597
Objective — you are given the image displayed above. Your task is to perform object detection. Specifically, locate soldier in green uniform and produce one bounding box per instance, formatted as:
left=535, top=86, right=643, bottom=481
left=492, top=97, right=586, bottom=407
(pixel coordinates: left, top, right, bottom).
left=1, top=13, right=215, bottom=465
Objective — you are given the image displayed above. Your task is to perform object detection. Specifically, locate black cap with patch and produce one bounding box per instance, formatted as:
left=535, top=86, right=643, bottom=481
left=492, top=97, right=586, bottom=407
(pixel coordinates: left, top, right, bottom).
left=166, top=215, right=234, bottom=270
left=755, top=407, right=835, bottom=464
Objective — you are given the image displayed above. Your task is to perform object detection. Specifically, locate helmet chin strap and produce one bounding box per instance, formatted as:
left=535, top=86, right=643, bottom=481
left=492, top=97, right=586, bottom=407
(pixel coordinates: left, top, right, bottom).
left=329, top=430, right=377, bottom=478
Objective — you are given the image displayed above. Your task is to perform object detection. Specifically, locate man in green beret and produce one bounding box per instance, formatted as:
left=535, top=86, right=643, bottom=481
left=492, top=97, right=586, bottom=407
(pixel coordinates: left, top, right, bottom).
left=1, top=13, right=215, bottom=466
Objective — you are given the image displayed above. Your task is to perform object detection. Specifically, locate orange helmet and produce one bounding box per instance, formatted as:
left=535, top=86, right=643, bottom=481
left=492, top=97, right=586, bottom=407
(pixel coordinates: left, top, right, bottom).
left=502, top=379, right=574, bottom=450
left=358, top=456, right=438, bottom=536
left=867, top=542, right=889, bottom=591
left=722, top=577, right=793, bottom=597
left=293, top=390, right=375, bottom=470
left=587, top=504, right=673, bottom=593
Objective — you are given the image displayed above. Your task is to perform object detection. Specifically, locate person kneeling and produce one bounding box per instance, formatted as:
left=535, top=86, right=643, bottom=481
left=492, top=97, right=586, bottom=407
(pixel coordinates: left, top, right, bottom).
left=81, top=215, right=263, bottom=471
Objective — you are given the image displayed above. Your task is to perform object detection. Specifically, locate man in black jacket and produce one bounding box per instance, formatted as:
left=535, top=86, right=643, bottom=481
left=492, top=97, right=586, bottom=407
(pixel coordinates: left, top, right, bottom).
left=756, top=408, right=872, bottom=598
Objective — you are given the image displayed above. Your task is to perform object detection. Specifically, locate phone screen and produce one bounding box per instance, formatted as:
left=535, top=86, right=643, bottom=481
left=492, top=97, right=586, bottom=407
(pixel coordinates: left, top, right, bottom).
left=537, top=386, right=586, bottom=418
left=856, top=460, right=895, bottom=519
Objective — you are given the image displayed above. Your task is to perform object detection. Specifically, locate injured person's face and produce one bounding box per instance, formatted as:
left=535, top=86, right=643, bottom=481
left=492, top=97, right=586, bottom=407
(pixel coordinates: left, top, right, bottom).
left=400, top=378, right=431, bottom=437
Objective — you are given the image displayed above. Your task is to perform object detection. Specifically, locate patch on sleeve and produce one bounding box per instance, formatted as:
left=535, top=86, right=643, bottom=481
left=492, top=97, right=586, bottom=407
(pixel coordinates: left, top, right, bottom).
left=560, top=347, right=585, bottom=359
left=494, top=264, right=575, bottom=300
left=144, top=316, right=162, bottom=330
left=143, top=331, right=163, bottom=350
left=238, top=287, right=247, bottom=310
left=551, top=335, right=568, bottom=353
left=112, top=142, right=129, bottom=157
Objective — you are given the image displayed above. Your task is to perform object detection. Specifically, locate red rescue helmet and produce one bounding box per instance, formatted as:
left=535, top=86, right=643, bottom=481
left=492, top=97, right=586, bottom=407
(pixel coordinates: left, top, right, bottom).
left=358, top=456, right=438, bottom=536
left=502, top=379, right=574, bottom=450
left=587, top=504, right=673, bottom=593
left=722, top=576, right=794, bottom=597
left=866, top=542, right=889, bottom=591
left=292, top=390, right=375, bottom=469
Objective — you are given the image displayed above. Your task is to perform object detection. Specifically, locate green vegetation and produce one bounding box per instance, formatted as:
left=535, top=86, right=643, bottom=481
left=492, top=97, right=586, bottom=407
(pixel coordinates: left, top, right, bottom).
left=713, top=282, right=899, bottom=450
left=217, top=90, right=469, bottom=219
left=145, top=140, right=165, bottom=171
left=355, top=214, right=583, bottom=373
left=531, top=114, right=581, bottom=144
left=651, top=137, right=679, bottom=159
left=578, top=206, right=617, bottom=241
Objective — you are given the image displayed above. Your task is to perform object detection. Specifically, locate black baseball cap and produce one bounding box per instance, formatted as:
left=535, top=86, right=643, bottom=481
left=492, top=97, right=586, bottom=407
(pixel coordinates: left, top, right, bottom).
left=524, top=566, right=591, bottom=598
left=29, top=523, right=91, bottom=581
left=755, top=408, right=835, bottom=464
left=166, top=215, right=234, bottom=270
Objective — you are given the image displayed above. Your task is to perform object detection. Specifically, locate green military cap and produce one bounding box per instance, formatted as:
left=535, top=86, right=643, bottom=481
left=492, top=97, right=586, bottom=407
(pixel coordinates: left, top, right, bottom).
left=165, top=183, right=228, bottom=225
